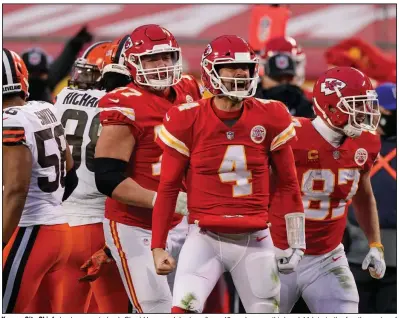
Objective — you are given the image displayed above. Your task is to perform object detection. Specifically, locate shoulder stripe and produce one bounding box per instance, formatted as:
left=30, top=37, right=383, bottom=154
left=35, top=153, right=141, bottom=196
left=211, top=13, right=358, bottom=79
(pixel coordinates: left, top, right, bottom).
left=3, top=126, right=25, bottom=132
left=270, top=123, right=296, bottom=151
left=100, top=107, right=135, bottom=122
left=158, top=125, right=189, bottom=157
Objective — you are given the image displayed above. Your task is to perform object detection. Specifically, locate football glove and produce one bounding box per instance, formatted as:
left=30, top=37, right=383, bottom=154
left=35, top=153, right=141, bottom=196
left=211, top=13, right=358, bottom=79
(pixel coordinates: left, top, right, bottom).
left=79, top=246, right=114, bottom=282
left=362, top=244, right=386, bottom=279
left=274, top=247, right=304, bottom=274
left=152, top=191, right=188, bottom=216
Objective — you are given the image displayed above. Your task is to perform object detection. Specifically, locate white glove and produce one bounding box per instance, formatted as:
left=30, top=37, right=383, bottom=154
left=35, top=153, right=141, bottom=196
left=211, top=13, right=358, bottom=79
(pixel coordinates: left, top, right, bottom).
left=362, top=246, right=386, bottom=279
left=152, top=192, right=188, bottom=216
left=274, top=247, right=304, bottom=274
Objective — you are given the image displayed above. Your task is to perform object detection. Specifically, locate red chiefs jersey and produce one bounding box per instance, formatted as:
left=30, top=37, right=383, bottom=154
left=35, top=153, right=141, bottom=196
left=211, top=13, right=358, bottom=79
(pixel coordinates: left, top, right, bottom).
left=273, top=117, right=380, bottom=254
left=98, top=75, right=201, bottom=229
left=156, top=97, right=296, bottom=232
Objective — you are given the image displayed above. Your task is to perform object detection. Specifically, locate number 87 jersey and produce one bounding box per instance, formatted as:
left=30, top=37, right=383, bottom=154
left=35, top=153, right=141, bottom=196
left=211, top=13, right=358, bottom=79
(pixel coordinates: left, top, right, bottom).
left=288, top=117, right=381, bottom=255
left=55, top=87, right=106, bottom=225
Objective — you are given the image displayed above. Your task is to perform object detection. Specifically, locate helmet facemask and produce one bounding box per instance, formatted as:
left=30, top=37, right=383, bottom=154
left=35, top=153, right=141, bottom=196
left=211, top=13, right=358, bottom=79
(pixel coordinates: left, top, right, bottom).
left=315, top=87, right=381, bottom=138
left=203, top=54, right=259, bottom=100
left=68, top=58, right=102, bottom=90
left=337, top=88, right=381, bottom=137
left=126, top=45, right=182, bottom=91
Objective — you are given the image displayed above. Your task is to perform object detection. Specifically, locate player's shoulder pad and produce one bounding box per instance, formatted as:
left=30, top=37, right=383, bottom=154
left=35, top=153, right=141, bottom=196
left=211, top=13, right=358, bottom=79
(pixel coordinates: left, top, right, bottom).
left=166, top=100, right=202, bottom=123
left=358, top=130, right=381, bottom=153
left=99, top=86, right=145, bottom=109
left=3, top=107, right=28, bottom=146
left=291, top=116, right=311, bottom=128
left=178, top=74, right=202, bottom=99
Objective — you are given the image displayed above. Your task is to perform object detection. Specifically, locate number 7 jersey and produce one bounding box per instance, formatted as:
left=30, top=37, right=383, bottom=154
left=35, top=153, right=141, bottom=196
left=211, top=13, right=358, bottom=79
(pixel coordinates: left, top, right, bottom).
left=55, top=87, right=106, bottom=225
left=287, top=117, right=380, bottom=255
left=3, top=101, right=68, bottom=226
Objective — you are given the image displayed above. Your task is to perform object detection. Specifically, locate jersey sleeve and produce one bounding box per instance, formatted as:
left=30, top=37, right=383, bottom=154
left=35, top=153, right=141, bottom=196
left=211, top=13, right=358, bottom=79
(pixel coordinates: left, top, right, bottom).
left=156, top=102, right=199, bottom=158
left=265, top=101, right=297, bottom=152
left=98, top=87, right=144, bottom=139
left=180, top=74, right=202, bottom=101
left=363, top=132, right=382, bottom=171
left=2, top=109, right=30, bottom=148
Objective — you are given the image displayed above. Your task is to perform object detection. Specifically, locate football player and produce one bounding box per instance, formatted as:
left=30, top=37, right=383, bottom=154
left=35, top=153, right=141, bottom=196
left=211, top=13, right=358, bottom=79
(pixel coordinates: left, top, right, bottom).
left=269, top=66, right=386, bottom=313
left=151, top=35, right=305, bottom=313
left=2, top=48, right=77, bottom=313
left=55, top=39, right=131, bottom=313
left=94, top=24, right=202, bottom=313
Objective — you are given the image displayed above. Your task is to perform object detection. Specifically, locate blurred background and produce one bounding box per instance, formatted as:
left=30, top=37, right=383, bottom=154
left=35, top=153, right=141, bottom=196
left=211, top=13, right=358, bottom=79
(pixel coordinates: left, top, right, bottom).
left=3, top=3, right=396, bottom=95
left=3, top=3, right=397, bottom=314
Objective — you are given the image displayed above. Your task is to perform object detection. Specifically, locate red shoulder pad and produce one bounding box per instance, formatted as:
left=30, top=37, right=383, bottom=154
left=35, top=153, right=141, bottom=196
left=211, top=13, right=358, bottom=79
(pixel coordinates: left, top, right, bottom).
left=157, top=101, right=201, bottom=157
left=178, top=74, right=202, bottom=101
left=99, top=86, right=144, bottom=126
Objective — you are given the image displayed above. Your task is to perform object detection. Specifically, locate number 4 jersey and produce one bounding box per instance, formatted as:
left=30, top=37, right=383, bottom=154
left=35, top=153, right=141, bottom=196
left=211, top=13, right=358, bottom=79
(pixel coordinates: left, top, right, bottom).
left=271, top=116, right=380, bottom=255
left=55, top=87, right=106, bottom=225
left=155, top=97, right=296, bottom=232
left=3, top=101, right=68, bottom=226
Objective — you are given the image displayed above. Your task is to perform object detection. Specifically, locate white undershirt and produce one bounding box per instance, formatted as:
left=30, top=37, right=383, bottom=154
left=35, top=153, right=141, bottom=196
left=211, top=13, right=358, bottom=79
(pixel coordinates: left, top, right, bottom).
left=312, top=116, right=344, bottom=148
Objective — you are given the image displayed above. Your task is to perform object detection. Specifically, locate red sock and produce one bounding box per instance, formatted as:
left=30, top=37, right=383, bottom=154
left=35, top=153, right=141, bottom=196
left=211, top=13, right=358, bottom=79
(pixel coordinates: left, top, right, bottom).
left=171, top=306, right=195, bottom=313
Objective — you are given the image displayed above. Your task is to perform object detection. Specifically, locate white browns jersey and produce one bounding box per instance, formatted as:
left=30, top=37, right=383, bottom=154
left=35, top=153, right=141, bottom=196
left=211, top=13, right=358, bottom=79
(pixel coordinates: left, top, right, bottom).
left=3, top=101, right=68, bottom=226
left=55, top=87, right=106, bottom=226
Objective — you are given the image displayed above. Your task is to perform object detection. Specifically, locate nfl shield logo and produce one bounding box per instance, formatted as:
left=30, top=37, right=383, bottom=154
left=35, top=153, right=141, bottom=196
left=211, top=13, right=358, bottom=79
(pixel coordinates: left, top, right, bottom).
left=333, top=150, right=340, bottom=160
left=276, top=55, right=289, bottom=69
left=226, top=131, right=234, bottom=140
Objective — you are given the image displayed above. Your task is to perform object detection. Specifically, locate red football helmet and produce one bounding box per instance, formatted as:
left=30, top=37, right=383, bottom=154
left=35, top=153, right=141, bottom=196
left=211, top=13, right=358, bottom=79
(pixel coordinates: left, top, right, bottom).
left=69, top=41, right=112, bottom=89
left=201, top=35, right=259, bottom=99
left=102, top=35, right=131, bottom=78
left=262, top=36, right=306, bottom=85
left=123, top=24, right=182, bottom=90
left=3, top=48, right=29, bottom=99
left=313, top=67, right=381, bottom=137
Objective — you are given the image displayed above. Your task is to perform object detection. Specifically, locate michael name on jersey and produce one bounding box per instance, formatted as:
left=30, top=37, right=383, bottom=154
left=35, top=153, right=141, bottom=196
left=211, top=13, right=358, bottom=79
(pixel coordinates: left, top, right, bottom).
left=62, top=92, right=99, bottom=108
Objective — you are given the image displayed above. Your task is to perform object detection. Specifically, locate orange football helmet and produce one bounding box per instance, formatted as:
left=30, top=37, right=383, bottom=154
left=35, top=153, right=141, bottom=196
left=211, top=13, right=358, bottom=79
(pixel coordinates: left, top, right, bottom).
left=3, top=48, right=29, bottom=99
left=69, top=41, right=112, bottom=89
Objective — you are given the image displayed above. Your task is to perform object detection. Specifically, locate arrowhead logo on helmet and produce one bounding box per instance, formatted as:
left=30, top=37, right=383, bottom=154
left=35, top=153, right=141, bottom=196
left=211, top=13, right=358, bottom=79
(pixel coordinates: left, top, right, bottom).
left=320, top=78, right=346, bottom=96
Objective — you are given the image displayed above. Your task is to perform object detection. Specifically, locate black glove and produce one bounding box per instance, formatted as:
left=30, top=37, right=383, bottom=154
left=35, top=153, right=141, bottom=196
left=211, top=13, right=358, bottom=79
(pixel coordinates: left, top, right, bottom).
left=70, top=26, right=93, bottom=47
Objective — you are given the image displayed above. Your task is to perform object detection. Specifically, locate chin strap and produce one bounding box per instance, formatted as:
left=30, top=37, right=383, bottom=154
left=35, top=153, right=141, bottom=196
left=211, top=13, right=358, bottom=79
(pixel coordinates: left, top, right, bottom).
left=285, top=213, right=306, bottom=249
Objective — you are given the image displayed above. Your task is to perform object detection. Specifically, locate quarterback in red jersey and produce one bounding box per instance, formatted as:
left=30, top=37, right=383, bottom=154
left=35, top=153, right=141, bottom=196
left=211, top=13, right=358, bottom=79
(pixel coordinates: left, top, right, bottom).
left=151, top=35, right=305, bottom=313
left=269, top=67, right=386, bottom=313
left=94, top=24, right=202, bottom=313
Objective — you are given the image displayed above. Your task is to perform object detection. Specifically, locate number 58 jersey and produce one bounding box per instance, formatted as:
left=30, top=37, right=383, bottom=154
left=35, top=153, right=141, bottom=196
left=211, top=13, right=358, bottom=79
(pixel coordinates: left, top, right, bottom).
left=3, top=101, right=68, bottom=226
left=55, top=87, right=106, bottom=225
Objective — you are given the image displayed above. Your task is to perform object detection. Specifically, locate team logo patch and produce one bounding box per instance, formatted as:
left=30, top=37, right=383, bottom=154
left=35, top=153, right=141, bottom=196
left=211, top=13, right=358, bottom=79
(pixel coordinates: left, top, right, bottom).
left=186, top=95, right=193, bottom=103
left=124, top=37, right=133, bottom=50
left=28, top=51, right=42, bottom=66
left=276, top=55, right=289, bottom=69
left=354, top=148, right=368, bottom=166
left=250, top=125, right=266, bottom=144
left=226, top=131, right=234, bottom=140
left=202, top=44, right=213, bottom=60
left=321, top=78, right=347, bottom=96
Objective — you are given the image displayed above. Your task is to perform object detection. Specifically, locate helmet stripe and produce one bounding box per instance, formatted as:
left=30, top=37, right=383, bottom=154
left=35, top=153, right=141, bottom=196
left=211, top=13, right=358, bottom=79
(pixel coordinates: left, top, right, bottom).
left=3, top=49, right=16, bottom=86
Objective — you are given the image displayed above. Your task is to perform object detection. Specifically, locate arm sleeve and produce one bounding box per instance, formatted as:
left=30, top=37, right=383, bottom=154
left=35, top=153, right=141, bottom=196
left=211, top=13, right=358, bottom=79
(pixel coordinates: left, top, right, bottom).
left=151, top=149, right=189, bottom=249
left=269, top=145, right=304, bottom=248
left=2, top=111, right=30, bottom=148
